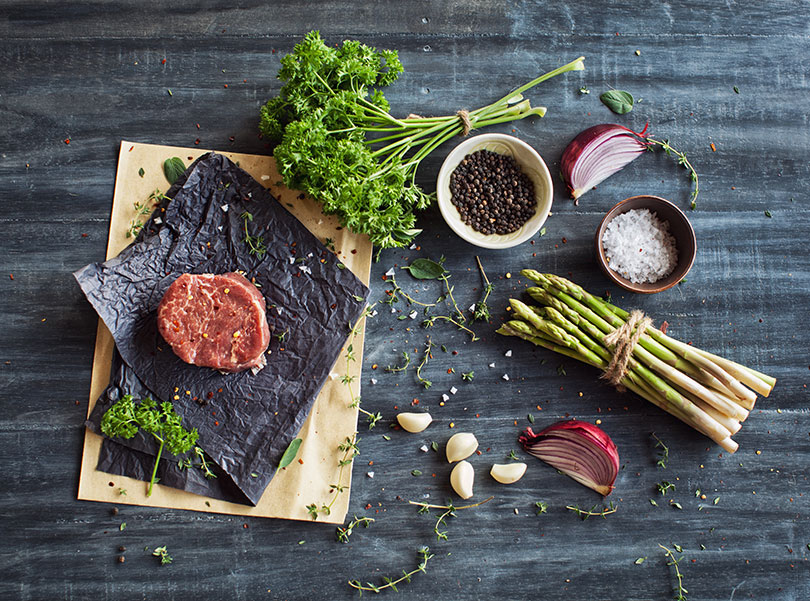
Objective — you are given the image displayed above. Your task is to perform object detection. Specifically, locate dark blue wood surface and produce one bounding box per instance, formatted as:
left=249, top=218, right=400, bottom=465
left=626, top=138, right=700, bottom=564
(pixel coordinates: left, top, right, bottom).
left=1, top=2, right=808, bottom=599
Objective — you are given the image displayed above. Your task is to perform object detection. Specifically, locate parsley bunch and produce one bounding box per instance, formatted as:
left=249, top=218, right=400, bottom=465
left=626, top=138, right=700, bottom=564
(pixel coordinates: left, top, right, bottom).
left=261, top=31, right=584, bottom=248
left=101, top=395, right=199, bottom=497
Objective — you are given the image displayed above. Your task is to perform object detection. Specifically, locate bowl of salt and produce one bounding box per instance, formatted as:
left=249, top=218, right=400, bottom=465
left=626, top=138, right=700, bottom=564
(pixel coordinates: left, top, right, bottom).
left=595, top=195, right=696, bottom=294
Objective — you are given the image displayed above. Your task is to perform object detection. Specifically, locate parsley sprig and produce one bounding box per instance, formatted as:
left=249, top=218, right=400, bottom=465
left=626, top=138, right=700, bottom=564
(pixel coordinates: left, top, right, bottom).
left=261, top=31, right=585, bottom=248
left=101, top=395, right=198, bottom=497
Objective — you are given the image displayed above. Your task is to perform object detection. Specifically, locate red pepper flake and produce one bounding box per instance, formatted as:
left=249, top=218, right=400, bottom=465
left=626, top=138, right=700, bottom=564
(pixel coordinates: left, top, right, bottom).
left=368, top=461, right=374, bottom=466
left=371, top=364, right=378, bottom=370
left=161, top=58, right=167, bottom=65
left=351, top=249, right=357, bottom=254
left=9, top=274, right=13, bottom=280
left=710, top=143, right=716, bottom=152
left=64, top=138, right=71, bottom=145
left=243, top=523, right=249, bottom=529
left=298, top=458, right=304, bottom=464
left=129, top=145, right=134, bottom=152
left=194, top=138, right=200, bottom=145
left=207, top=391, right=214, bottom=399
left=330, top=303, right=337, bottom=309
left=109, top=482, right=115, bottom=487
left=446, top=368, right=453, bottom=374
left=452, top=350, right=458, bottom=356
left=365, top=503, right=372, bottom=509
left=214, top=421, right=219, bottom=426
left=475, top=413, right=480, bottom=418
left=562, top=237, right=567, bottom=244
left=475, top=450, right=482, bottom=455
left=660, top=320, right=669, bottom=334
left=243, top=79, right=247, bottom=83
left=411, top=398, right=419, bottom=406
left=81, top=233, right=89, bottom=238
left=224, top=84, right=228, bottom=88
left=229, top=136, right=235, bottom=142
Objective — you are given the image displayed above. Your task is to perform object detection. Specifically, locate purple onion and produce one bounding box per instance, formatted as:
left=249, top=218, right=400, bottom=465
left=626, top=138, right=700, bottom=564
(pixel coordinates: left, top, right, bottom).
left=519, top=419, right=620, bottom=496
left=560, top=124, right=650, bottom=202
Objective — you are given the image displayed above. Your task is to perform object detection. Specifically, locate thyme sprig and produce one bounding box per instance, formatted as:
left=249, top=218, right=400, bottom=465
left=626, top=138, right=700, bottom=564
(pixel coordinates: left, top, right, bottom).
left=152, top=546, right=173, bottom=566
left=645, top=138, right=700, bottom=209
left=307, top=308, right=377, bottom=519
left=348, top=547, right=434, bottom=595
left=177, top=446, right=217, bottom=479
left=336, top=515, right=375, bottom=543
left=384, top=272, right=436, bottom=307
left=240, top=211, right=267, bottom=258
left=126, top=189, right=168, bottom=238
left=385, top=350, right=411, bottom=373
left=657, top=480, right=676, bottom=495
left=652, top=433, right=669, bottom=469
left=415, top=337, right=434, bottom=389
left=473, top=256, right=494, bottom=322
left=659, top=544, right=688, bottom=600
left=422, top=314, right=478, bottom=341
left=408, top=496, right=494, bottom=541
left=565, top=501, right=617, bottom=520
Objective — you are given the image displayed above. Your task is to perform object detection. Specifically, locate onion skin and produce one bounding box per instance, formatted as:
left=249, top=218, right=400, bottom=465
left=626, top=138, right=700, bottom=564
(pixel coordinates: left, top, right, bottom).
left=519, top=419, right=620, bottom=496
left=560, top=123, right=650, bottom=201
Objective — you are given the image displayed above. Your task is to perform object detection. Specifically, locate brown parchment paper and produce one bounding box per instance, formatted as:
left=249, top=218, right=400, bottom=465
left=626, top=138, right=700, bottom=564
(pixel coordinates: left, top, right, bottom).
left=77, top=141, right=371, bottom=523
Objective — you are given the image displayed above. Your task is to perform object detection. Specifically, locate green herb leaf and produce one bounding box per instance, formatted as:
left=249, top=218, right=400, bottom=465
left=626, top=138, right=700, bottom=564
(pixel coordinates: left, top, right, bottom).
left=600, top=90, right=635, bottom=114
left=431, top=441, right=439, bottom=452
left=382, top=435, right=391, bottom=441
left=733, top=86, right=740, bottom=94
left=673, top=543, right=683, bottom=553
left=163, top=157, right=186, bottom=185
left=535, top=501, right=548, bottom=514
left=764, top=210, right=772, bottom=218
left=138, top=167, right=145, bottom=178
left=634, top=557, right=646, bottom=565
left=650, top=498, right=658, bottom=506
left=527, top=413, right=535, bottom=423
left=402, top=258, right=445, bottom=280
left=411, top=469, right=422, bottom=477
left=119, top=522, right=126, bottom=531
left=277, top=438, right=303, bottom=471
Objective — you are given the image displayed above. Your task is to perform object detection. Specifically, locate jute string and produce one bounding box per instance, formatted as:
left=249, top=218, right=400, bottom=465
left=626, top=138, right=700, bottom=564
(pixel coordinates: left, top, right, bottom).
left=456, top=110, right=473, bottom=136
left=600, top=310, right=652, bottom=390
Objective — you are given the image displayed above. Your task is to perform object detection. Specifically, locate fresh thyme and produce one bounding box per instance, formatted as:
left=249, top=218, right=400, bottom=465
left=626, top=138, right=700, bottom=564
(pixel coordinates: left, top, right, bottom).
left=415, top=337, right=435, bottom=389
left=336, top=515, right=375, bottom=544
left=126, top=189, right=168, bottom=238
left=348, top=546, right=434, bottom=595
left=461, top=370, right=474, bottom=382
left=652, top=433, right=669, bottom=469
left=565, top=501, right=617, bottom=520
left=152, top=545, right=173, bottom=566
left=409, top=496, right=494, bottom=541
left=657, top=481, right=676, bottom=495
left=384, top=272, right=436, bottom=308
left=384, top=350, right=411, bottom=373
left=645, top=138, right=700, bottom=209
left=307, top=309, right=377, bottom=519
left=177, top=446, right=217, bottom=479
left=240, top=211, right=267, bottom=258
left=422, top=314, right=479, bottom=341
left=508, top=449, right=520, bottom=461
left=535, top=501, right=549, bottom=514
left=659, top=544, right=688, bottom=600
left=473, top=256, right=494, bottom=322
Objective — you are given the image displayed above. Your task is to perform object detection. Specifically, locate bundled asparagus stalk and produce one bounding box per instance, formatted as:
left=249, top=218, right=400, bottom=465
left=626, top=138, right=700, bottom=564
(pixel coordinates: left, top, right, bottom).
left=497, top=271, right=776, bottom=453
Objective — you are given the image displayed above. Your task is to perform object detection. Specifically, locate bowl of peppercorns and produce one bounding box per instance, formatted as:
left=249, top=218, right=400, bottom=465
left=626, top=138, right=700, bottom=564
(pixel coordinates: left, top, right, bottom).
left=437, top=133, right=553, bottom=249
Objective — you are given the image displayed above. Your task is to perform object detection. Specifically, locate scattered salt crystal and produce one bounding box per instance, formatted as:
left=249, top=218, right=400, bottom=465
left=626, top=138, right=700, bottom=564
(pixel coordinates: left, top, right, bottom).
left=370, top=310, right=378, bottom=317
left=442, top=393, right=450, bottom=402
left=409, top=244, right=417, bottom=250
left=260, top=175, right=270, bottom=181
left=299, top=265, right=312, bottom=275
left=502, top=374, right=510, bottom=381
left=247, top=192, right=253, bottom=198
left=488, top=362, right=496, bottom=368
left=385, top=267, right=396, bottom=276
left=505, top=350, right=512, bottom=357
left=602, top=208, right=678, bottom=284
left=370, top=378, right=378, bottom=385
left=391, top=307, right=397, bottom=313
left=408, top=310, right=417, bottom=319
left=220, top=204, right=229, bottom=212
left=217, top=225, right=223, bottom=232
left=420, top=445, right=429, bottom=453
left=367, top=472, right=375, bottom=479
left=329, top=372, right=339, bottom=380
left=289, top=257, right=295, bottom=264
left=154, top=217, right=162, bottom=225
left=514, top=508, right=519, bottom=515
left=450, top=387, right=458, bottom=395
left=469, top=304, right=476, bottom=312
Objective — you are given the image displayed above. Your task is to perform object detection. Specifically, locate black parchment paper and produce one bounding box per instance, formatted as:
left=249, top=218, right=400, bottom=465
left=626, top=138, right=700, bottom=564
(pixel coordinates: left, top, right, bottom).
left=75, top=153, right=369, bottom=505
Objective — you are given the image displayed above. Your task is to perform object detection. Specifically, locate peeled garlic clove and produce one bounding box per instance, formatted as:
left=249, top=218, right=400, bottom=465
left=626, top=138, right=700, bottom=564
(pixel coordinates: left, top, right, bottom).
left=490, top=462, right=527, bottom=484
left=445, top=432, right=478, bottom=463
left=450, top=460, right=474, bottom=499
left=396, top=412, right=432, bottom=433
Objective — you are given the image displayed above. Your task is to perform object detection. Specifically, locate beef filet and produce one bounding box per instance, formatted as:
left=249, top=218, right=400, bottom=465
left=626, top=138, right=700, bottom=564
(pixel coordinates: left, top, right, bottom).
left=157, top=272, right=271, bottom=373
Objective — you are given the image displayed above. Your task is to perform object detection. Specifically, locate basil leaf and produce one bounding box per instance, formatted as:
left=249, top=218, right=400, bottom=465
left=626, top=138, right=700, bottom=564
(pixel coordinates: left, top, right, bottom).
left=277, top=437, right=303, bottom=471
left=402, top=258, right=445, bottom=280
left=600, top=90, right=635, bottom=114
left=163, top=157, right=186, bottom=185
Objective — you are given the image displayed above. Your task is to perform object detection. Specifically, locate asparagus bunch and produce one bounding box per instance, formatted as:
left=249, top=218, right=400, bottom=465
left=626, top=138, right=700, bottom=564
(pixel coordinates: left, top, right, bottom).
left=497, top=271, right=776, bottom=453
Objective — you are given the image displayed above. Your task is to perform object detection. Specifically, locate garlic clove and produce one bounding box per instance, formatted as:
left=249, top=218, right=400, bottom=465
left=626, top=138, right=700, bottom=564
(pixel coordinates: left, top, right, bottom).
left=490, top=462, right=527, bottom=484
left=445, top=432, right=478, bottom=463
left=396, top=412, right=432, bottom=433
left=450, top=460, right=474, bottom=499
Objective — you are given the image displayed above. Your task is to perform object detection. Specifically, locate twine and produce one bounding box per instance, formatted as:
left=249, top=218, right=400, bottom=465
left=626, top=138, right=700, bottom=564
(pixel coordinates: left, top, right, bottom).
left=456, top=110, right=473, bottom=136
left=600, top=310, right=652, bottom=390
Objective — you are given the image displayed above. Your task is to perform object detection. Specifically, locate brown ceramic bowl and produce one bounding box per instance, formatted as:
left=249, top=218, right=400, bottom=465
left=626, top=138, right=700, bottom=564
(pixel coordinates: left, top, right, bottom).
left=595, top=195, right=696, bottom=294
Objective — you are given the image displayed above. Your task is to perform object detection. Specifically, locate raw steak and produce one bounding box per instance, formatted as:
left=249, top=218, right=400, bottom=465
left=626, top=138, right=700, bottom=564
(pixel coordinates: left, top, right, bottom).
left=157, top=272, right=271, bottom=373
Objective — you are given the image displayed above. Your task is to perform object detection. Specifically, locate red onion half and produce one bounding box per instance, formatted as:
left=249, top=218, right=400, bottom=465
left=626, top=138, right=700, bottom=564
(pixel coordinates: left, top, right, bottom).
left=560, top=123, right=650, bottom=202
left=519, top=419, right=620, bottom=496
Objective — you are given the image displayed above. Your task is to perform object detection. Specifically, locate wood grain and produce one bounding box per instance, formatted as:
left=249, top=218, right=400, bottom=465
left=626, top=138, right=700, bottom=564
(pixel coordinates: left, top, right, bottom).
left=1, top=1, right=808, bottom=599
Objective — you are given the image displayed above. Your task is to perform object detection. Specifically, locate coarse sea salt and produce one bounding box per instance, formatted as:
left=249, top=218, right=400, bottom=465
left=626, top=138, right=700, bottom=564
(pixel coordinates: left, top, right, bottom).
left=602, top=208, right=678, bottom=284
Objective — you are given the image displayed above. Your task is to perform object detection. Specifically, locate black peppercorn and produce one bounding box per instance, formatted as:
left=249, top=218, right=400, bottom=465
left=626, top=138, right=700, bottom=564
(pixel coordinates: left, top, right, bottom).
left=449, top=150, right=536, bottom=235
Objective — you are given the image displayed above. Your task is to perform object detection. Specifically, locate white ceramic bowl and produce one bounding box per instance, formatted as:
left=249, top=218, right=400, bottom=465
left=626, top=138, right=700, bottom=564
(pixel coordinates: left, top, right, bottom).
left=436, top=133, right=553, bottom=249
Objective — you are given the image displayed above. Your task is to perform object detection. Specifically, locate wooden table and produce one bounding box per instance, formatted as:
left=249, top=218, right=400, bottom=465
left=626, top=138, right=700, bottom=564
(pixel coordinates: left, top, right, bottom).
left=2, top=2, right=808, bottom=599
